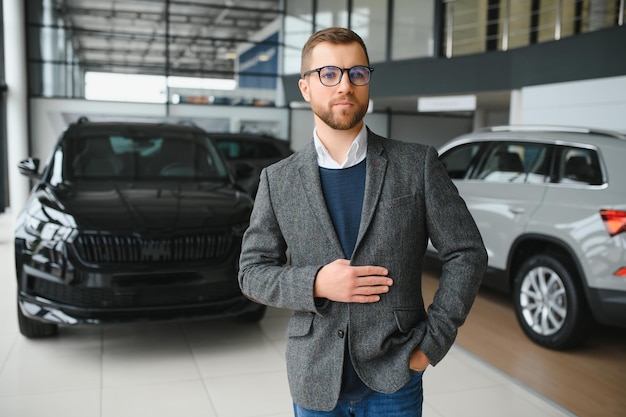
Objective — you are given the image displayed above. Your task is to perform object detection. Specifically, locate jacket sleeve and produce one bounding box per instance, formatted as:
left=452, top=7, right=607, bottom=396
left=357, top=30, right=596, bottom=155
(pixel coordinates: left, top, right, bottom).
left=238, top=167, right=323, bottom=313
left=419, top=146, right=488, bottom=365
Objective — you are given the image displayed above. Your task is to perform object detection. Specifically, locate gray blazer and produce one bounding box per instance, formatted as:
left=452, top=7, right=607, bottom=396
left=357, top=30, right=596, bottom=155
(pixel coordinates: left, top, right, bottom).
left=238, top=129, right=487, bottom=411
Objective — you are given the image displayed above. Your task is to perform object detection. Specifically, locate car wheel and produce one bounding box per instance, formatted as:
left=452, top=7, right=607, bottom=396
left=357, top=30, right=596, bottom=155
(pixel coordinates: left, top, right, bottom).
left=513, top=254, right=590, bottom=349
left=236, top=304, right=267, bottom=323
left=17, top=305, right=58, bottom=338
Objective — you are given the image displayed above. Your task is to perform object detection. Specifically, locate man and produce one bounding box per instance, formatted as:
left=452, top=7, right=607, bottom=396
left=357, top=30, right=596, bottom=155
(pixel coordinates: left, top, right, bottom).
left=238, top=27, right=487, bottom=416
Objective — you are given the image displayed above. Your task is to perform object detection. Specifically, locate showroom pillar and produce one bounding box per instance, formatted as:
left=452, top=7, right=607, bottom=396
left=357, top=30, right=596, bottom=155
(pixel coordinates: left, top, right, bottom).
left=3, top=0, right=30, bottom=213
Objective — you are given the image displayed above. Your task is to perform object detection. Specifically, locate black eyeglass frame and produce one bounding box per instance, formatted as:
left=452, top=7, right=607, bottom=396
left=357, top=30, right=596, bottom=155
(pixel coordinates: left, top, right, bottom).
left=302, top=65, right=374, bottom=87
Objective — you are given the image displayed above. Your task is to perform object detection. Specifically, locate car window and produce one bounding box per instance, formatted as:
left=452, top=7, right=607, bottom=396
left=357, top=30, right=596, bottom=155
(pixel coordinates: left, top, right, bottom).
left=257, top=142, right=283, bottom=158
left=217, top=141, right=237, bottom=159
left=217, top=139, right=282, bottom=160
left=217, top=140, right=255, bottom=159
left=556, top=146, right=604, bottom=186
left=65, top=132, right=229, bottom=180
left=440, top=143, right=481, bottom=179
left=471, top=142, right=550, bottom=184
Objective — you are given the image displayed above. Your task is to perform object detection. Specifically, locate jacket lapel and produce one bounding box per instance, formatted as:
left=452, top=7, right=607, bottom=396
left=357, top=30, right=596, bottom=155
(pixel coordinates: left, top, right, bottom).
left=297, top=133, right=388, bottom=259
left=298, top=143, right=344, bottom=256
left=355, top=133, right=387, bottom=252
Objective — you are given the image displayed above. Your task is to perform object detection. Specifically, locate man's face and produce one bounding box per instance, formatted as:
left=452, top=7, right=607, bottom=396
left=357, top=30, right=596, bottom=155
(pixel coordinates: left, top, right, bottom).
left=298, top=42, right=370, bottom=131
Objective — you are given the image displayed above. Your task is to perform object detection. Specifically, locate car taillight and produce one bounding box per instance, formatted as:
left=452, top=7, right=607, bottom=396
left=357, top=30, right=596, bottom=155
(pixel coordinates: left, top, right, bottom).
left=600, top=209, right=626, bottom=237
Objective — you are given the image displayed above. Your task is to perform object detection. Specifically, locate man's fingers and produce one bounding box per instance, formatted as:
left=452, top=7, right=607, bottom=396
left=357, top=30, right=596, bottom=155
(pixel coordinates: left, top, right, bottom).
left=314, top=260, right=393, bottom=302
left=351, top=295, right=382, bottom=303
left=356, top=276, right=393, bottom=288
left=352, top=264, right=388, bottom=277
left=355, top=284, right=391, bottom=296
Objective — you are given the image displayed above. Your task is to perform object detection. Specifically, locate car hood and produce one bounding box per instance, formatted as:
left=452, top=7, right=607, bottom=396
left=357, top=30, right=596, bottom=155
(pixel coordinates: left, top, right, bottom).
left=28, top=181, right=252, bottom=233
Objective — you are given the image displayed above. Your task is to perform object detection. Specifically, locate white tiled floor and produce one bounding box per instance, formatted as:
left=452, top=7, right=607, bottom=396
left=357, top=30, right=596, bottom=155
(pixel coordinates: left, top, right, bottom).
left=0, top=211, right=575, bottom=417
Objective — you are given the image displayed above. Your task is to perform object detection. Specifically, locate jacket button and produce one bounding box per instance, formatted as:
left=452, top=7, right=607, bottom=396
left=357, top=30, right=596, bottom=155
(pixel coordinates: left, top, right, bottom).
left=337, top=330, right=345, bottom=338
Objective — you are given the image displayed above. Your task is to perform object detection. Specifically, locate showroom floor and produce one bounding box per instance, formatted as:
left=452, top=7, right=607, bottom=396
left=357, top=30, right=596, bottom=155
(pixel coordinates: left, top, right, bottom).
left=0, top=212, right=574, bottom=417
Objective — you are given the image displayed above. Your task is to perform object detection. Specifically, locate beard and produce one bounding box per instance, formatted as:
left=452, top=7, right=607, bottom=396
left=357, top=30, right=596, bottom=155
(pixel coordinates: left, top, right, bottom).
left=311, top=96, right=368, bottom=130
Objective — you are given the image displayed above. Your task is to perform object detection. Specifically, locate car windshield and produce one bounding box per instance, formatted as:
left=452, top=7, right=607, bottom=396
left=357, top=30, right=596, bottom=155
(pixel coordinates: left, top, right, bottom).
left=58, top=128, right=230, bottom=181
left=216, top=138, right=285, bottom=160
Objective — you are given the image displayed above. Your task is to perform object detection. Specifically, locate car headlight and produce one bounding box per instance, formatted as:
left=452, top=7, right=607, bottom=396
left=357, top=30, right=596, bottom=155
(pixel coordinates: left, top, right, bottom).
left=25, top=214, right=75, bottom=242
left=24, top=205, right=77, bottom=242
left=22, top=212, right=76, bottom=279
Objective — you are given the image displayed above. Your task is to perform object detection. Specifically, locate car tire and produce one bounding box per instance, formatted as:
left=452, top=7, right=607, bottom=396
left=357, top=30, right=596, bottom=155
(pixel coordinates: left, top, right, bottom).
left=513, top=254, right=590, bottom=349
left=17, top=305, right=58, bottom=338
left=236, top=304, right=267, bottom=323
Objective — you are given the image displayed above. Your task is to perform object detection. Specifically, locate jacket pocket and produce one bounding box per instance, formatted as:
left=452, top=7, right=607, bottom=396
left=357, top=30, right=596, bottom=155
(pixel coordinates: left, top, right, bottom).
left=380, top=193, right=415, bottom=210
left=393, top=308, right=425, bottom=333
left=286, top=313, right=315, bottom=338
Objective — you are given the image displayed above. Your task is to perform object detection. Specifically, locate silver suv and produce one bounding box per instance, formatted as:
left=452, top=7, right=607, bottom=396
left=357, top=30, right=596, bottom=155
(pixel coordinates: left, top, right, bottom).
left=434, top=126, right=626, bottom=349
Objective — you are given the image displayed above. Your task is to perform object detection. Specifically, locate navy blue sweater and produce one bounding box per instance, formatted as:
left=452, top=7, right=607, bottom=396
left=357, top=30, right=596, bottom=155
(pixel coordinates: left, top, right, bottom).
left=319, top=159, right=370, bottom=400
left=319, top=160, right=366, bottom=259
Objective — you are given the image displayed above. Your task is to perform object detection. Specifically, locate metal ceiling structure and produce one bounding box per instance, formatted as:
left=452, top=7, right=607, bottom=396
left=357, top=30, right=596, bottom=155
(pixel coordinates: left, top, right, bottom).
left=54, top=0, right=282, bottom=78
left=30, top=0, right=512, bottom=113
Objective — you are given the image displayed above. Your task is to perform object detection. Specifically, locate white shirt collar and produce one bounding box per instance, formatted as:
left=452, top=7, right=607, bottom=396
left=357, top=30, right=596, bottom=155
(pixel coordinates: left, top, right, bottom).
left=313, top=124, right=368, bottom=169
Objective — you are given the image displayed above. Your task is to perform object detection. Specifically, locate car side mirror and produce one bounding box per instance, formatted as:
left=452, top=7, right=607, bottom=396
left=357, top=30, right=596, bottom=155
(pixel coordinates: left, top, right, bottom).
left=18, top=157, right=41, bottom=179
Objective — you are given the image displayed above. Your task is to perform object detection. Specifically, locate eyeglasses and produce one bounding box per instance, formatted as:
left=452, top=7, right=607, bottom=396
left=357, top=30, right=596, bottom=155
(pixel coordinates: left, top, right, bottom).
left=302, top=65, right=374, bottom=87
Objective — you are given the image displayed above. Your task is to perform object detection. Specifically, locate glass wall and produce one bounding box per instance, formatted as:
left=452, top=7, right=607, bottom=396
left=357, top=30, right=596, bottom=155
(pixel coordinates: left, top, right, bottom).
left=442, top=0, right=623, bottom=56
left=284, top=0, right=437, bottom=66
left=27, top=0, right=625, bottom=101
left=27, top=0, right=283, bottom=106
left=315, top=0, right=349, bottom=31
left=533, top=0, right=588, bottom=41
left=506, top=0, right=534, bottom=49
left=392, top=0, right=435, bottom=60
left=27, top=0, right=83, bottom=98
left=284, top=0, right=314, bottom=75
left=447, top=0, right=488, bottom=55
left=351, top=0, right=388, bottom=63
left=284, top=0, right=625, bottom=74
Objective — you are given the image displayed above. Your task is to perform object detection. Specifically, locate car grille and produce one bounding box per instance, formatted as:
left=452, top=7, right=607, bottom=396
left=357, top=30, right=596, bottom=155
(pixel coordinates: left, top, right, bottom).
left=75, top=232, right=232, bottom=263
left=28, top=275, right=242, bottom=309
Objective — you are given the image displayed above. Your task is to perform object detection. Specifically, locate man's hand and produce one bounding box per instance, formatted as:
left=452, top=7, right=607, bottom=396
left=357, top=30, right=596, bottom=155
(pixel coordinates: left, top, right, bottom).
left=409, top=349, right=430, bottom=371
left=314, top=259, right=393, bottom=303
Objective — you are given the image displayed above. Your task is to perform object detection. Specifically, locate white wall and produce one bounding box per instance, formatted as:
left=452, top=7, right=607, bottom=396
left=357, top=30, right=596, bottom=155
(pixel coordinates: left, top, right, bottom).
left=390, top=114, right=473, bottom=148
left=364, top=113, right=390, bottom=139
left=289, top=108, right=316, bottom=151
left=519, top=75, right=626, bottom=131
left=4, top=0, right=30, bottom=210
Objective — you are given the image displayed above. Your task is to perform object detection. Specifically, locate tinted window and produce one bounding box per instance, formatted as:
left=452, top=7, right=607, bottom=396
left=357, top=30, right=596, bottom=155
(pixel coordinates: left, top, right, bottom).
left=472, top=142, right=550, bottom=184
left=440, top=143, right=481, bottom=179
left=63, top=131, right=229, bottom=180
left=257, top=142, right=283, bottom=158
left=557, top=146, right=603, bottom=186
left=217, top=139, right=282, bottom=160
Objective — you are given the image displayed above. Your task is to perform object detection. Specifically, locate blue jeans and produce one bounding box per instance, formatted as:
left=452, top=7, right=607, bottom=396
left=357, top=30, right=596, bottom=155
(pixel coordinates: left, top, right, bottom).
left=293, top=370, right=424, bottom=417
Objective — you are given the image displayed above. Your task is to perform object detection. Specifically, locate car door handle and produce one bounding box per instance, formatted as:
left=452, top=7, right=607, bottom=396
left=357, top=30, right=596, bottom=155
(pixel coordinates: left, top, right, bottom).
left=509, top=207, right=526, bottom=214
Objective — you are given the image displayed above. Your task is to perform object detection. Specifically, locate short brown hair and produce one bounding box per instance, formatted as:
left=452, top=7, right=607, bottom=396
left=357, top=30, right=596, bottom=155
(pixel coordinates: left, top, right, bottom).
left=300, top=27, right=370, bottom=76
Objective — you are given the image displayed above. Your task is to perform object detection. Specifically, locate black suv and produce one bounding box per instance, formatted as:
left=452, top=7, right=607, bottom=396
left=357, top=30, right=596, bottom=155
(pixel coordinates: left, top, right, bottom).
left=212, top=133, right=293, bottom=197
left=14, top=119, right=265, bottom=337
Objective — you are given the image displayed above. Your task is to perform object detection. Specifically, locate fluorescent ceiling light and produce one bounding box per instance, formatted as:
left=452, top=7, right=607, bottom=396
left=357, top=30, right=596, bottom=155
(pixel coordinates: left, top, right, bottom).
left=85, top=72, right=238, bottom=103
left=167, top=76, right=236, bottom=90
left=85, top=72, right=166, bottom=103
